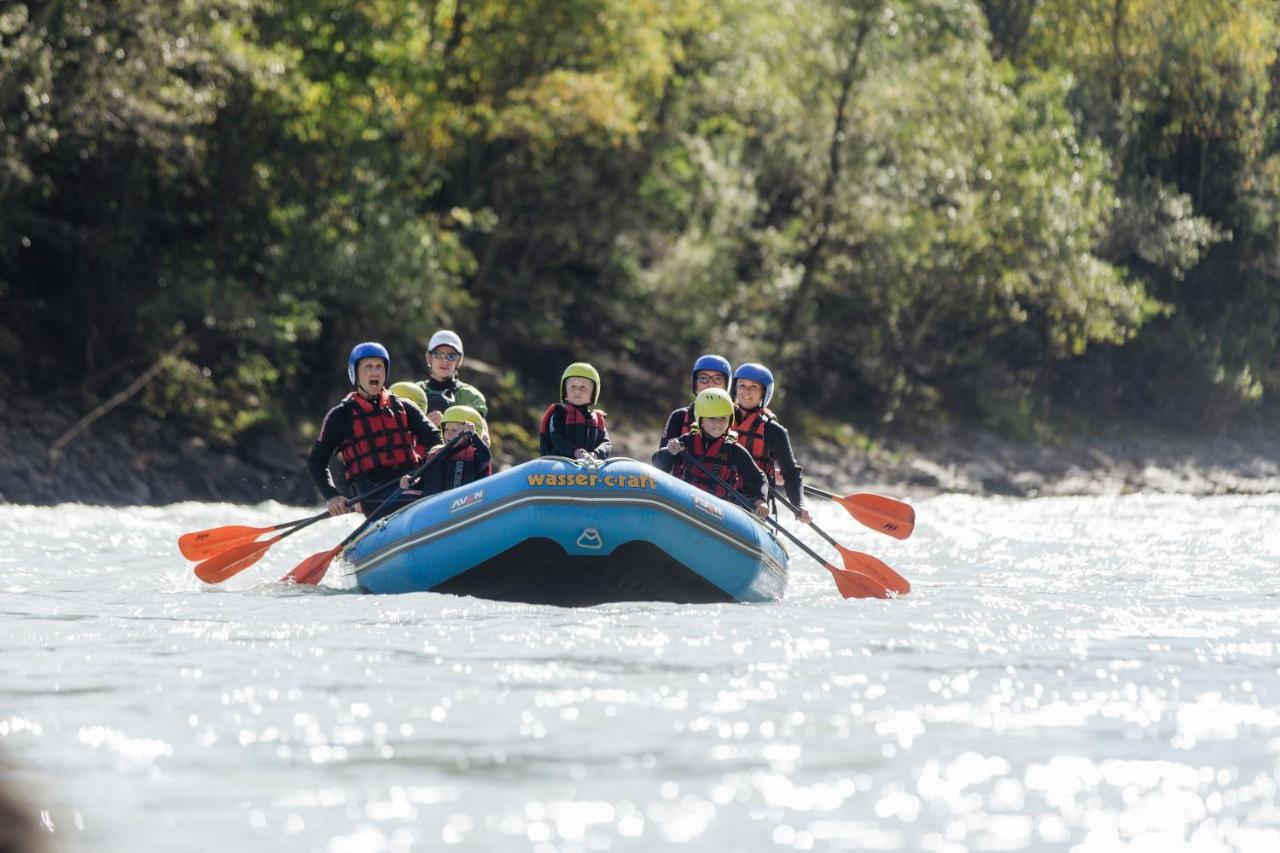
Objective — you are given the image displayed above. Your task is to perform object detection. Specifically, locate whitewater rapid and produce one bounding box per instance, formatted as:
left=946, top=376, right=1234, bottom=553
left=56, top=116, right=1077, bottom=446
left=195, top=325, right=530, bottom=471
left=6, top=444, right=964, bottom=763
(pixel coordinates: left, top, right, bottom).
left=2, top=493, right=1278, bottom=851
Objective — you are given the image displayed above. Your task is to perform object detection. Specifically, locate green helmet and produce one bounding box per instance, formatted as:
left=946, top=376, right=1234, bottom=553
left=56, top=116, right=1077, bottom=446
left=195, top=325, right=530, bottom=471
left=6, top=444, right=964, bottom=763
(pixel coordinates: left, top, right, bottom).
left=388, top=381, right=428, bottom=411
left=693, top=387, right=734, bottom=420
left=561, top=362, right=601, bottom=406
left=441, top=405, right=485, bottom=430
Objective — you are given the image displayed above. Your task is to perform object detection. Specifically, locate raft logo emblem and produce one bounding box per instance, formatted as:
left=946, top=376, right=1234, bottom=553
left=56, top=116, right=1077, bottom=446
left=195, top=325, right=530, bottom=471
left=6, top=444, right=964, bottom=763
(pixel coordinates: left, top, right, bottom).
left=576, top=528, right=604, bottom=550
left=692, top=493, right=723, bottom=520
left=449, top=489, right=485, bottom=513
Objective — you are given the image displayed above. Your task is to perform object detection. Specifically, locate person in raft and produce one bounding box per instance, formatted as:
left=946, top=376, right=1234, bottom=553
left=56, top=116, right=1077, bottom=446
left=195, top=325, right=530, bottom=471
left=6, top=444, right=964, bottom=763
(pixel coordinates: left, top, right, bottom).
left=658, top=353, right=732, bottom=447
left=413, top=405, right=492, bottom=495
left=415, top=329, right=488, bottom=425
left=730, top=362, right=810, bottom=523
left=387, top=381, right=432, bottom=458
left=539, top=362, right=612, bottom=461
left=652, top=387, right=769, bottom=519
left=307, top=342, right=443, bottom=520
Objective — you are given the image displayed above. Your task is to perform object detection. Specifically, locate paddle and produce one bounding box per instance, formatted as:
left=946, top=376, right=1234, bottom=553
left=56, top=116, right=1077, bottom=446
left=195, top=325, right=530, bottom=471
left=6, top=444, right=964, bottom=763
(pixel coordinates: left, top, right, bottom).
left=192, top=512, right=333, bottom=584
left=180, top=514, right=321, bottom=561
left=676, top=452, right=894, bottom=599
left=281, top=433, right=470, bottom=587
left=181, top=479, right=400, bottom=564
left=802, top=485, right=915, bottom=540
left=772, top=490, right=910, bottom=595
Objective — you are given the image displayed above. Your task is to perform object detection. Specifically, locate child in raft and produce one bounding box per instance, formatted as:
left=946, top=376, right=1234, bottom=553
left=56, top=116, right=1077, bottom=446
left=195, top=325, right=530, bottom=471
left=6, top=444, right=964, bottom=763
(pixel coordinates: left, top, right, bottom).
left=652, top=387, right=769, bottom=519
left=413, top=405, right=492, bottom=495
left=539, top=362, right=612, bottom=461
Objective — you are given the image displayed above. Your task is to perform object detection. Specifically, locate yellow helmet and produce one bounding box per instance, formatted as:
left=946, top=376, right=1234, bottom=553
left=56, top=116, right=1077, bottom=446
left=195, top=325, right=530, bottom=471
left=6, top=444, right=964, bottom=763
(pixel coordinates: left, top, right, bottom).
left=693, top=387, right=734, bottom=420
left=388, top=381, right=428, bottom=411
left=440, top=405, right=485, bottom=430
left=560, top=362, right=601, bottom=406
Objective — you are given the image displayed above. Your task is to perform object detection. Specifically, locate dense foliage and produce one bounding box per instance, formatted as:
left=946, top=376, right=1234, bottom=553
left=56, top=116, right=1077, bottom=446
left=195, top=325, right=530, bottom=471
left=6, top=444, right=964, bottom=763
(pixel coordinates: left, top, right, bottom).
left=2, top=0, right=1277, bottom=453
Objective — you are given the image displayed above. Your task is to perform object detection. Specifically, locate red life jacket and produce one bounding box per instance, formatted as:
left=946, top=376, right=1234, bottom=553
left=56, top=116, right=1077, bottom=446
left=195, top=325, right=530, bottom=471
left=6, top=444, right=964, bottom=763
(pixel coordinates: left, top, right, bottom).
left=540, top=402, right=607, bottom=431
left=539, top=403, right=607, bottom=455
left=340, top=391, right=418, bottom=482
left=674, top=431, right=743, bottom=500
left=734, top=406, right=777, bottom=480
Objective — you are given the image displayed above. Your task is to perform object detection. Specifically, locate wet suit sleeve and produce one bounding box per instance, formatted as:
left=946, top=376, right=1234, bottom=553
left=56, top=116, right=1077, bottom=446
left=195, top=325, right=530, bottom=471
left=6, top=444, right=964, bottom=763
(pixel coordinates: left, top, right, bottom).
left=765, top=420, right=804, bottom=512
left=651, top=433, right=690, bottom=472
left=306, top=403, right=352, bottom=501
left=728, top=443, right=768, bottom=507
left=471, top=433, right=493, bottom=476
left=659, top=408, right=687, bottom=447
left=455, top=382, right=489, bottom=418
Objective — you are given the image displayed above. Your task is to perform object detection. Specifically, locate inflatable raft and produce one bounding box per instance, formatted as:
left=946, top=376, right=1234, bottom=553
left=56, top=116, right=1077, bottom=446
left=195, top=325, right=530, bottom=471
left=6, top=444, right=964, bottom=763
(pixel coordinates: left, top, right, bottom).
left=335, top=457, right=788, bottom=605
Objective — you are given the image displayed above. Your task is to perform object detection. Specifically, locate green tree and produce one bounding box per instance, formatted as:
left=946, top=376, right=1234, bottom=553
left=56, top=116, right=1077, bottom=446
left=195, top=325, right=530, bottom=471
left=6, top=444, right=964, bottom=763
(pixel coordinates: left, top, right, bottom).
left=1010, top=0, right=1280, bottom=423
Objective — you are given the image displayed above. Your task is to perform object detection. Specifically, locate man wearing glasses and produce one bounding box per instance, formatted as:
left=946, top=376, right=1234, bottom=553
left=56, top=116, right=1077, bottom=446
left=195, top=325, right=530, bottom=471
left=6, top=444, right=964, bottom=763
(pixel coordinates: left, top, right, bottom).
left=659, top=354, right=732, bottom=447
left=415, top=329, right=489, bottom=426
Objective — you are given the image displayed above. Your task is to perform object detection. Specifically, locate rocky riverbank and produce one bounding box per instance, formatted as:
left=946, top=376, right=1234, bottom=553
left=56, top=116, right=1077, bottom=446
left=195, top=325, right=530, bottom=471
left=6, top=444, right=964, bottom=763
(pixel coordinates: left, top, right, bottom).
left=4, top=401, right=1278, bottom=506
left=792, top=425, right=1280, bottom=498
left=0, top=400, right=314, bottom=506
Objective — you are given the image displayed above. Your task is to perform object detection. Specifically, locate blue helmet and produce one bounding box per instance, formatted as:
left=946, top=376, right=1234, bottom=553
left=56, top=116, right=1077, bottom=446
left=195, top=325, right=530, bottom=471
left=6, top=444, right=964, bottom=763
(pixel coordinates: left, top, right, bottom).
left=689, top=354, right=732, bottom=395
left=731, top=362, right=775, bottom=407
left=348, top=341, right=390, bottom=386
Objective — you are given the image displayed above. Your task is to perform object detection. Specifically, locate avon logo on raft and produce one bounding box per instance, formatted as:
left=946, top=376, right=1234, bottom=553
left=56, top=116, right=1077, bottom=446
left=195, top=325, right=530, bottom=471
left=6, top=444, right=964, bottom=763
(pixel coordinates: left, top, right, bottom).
left=449, top=490, right=485, bottom=513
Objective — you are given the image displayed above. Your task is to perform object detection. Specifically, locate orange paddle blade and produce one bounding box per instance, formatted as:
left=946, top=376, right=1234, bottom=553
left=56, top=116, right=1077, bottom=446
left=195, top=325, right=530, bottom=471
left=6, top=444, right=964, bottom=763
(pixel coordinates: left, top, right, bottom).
left=838, top=493, right=915, bottom=540
left=193, top=535, right=280, bottom=584
left=280, top=546, right=340, bottom=586
left=819, top=561, right=892, bottom=599
left=179, top=524, right=275, bottom=561
left=836, top=544, right=910, bottom=595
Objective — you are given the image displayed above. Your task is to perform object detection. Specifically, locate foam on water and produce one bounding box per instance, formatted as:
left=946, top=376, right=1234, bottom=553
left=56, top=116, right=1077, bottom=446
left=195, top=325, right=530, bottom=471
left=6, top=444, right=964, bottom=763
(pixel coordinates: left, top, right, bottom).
left=2, top=494, right=1279, bottom=851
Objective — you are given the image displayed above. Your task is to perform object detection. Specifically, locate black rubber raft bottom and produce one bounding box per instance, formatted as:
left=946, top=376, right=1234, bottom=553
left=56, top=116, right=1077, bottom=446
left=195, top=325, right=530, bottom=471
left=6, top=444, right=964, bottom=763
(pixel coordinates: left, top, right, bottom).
left=425, top=537, right=736, bottom=607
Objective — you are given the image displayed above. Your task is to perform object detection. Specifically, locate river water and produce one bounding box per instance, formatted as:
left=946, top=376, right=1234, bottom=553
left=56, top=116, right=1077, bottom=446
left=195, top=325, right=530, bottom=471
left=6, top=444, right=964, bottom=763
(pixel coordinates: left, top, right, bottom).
left=2, top=493, right=1278, bottom=852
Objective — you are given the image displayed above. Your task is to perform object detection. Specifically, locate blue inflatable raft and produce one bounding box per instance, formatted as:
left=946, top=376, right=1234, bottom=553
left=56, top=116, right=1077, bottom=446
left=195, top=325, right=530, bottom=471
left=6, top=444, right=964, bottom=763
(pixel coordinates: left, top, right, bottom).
left=335, top=457, right=789, bottom=605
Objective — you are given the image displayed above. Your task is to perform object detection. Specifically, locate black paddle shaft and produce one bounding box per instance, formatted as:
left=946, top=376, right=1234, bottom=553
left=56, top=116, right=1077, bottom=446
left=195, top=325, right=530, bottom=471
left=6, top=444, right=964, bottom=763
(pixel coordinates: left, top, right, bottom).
left=677, top=452, right=835, bottom=570
left=276, top=511, right=333, bottom=542
left=803, top=483, right=839, bottom=500
left=771, top=490, right=842, bottom=551
left=335, top=432, right=470, bottom=550
left=259, top=476, right=414, bottom=548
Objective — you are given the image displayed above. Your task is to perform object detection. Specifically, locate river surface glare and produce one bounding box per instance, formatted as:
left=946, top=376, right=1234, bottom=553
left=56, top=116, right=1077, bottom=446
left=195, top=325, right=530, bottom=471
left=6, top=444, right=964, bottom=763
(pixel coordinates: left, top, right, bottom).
left=2, top=494, right=1279, bottom=852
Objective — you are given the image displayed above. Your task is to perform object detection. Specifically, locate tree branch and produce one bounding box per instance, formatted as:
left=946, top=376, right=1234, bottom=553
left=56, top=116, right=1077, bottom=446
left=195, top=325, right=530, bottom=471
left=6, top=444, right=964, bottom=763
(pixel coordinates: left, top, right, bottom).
left=49, top=336, right=191, bottom=462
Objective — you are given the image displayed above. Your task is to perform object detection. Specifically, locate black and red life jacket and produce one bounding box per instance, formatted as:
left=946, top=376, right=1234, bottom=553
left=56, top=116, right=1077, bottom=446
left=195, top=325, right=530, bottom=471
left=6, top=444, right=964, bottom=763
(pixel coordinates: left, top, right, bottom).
left=421, top=440, right=490, bottom=494
left=339, top=390, right=418, bottom=482
left=674, top=406, right=694, bottom=438
left=674, top=430, right=743, bottom=500
left=734, top=406, right=777, bottom=480
left=539, top=403, right=608, bottom=456
left=442, top=442, right=490, bottom=488
left=659, top=405, right=695, bottom=448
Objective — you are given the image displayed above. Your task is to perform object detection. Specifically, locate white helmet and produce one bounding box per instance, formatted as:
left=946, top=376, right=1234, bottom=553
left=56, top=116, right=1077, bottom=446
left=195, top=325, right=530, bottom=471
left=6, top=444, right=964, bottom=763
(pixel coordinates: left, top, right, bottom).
left=427, top=329, right=464, bottom=355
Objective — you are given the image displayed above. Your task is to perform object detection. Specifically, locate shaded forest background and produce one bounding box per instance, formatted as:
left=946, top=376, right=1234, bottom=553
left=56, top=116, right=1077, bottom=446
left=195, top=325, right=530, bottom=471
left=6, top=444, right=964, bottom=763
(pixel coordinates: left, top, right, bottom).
left=3, top=0, right=1278, bottom=464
